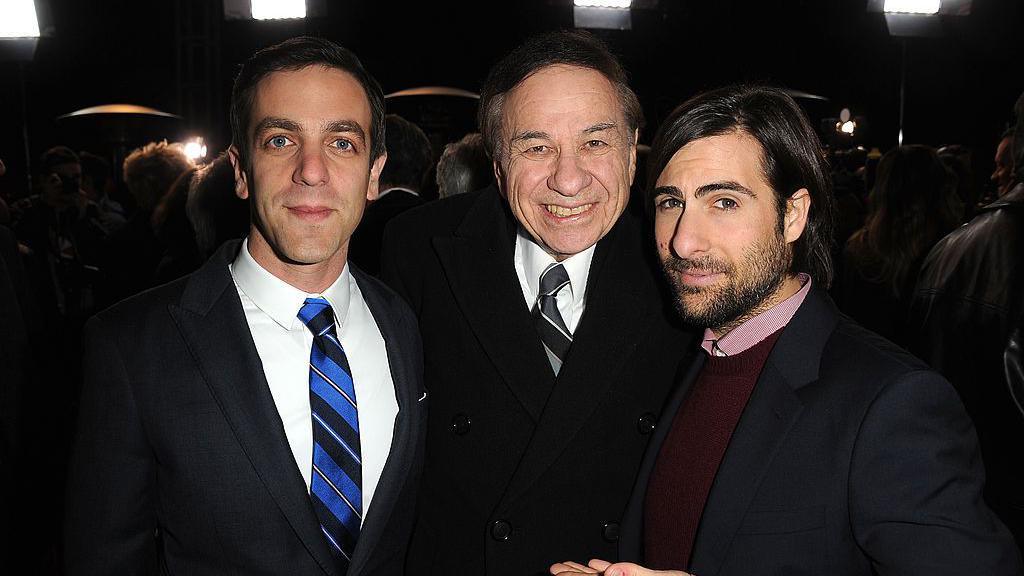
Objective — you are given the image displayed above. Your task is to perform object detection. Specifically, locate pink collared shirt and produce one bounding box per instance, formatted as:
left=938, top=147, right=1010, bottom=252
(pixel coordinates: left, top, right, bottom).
left=701, top=273, right=812, bottom=357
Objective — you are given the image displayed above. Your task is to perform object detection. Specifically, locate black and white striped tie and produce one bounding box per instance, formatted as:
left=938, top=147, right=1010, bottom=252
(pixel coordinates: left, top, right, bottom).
left=535, top=263, right=573, bottom=374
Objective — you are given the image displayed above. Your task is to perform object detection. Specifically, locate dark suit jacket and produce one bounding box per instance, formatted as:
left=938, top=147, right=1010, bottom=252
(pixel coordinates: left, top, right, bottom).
left=65, top=240, right=427, bottom=576
left=618, top=288, right=1023, bottom=575
left=380, top=186, right=693, bottom=576
left=350, top=189, right=425, bottom=277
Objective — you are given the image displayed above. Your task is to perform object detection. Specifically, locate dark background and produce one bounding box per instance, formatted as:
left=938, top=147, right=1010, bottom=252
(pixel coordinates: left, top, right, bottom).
left=1, top=0, right=1021, bottom=199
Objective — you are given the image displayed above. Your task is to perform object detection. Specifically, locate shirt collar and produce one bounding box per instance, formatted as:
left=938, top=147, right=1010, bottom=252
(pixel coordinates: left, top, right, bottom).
left=701, top=273, right=812, bottom=357
left=517, top=226, right=596, bottom=303
left=229, top=237, right=352, bottom=332
left=376, top=186, right=419, bottom=200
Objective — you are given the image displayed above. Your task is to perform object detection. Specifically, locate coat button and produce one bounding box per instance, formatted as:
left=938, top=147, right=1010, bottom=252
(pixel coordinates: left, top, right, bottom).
left=637, top=412, right=657, bottom=435
left=491, top=520, right=512, bottom=541
left=602, top=522, right=620, bottom=542
left=451, top=414, right=472, bottom=435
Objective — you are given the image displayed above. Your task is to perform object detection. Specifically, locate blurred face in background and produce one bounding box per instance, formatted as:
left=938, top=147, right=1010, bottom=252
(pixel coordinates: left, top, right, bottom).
left=992, top=135, right=1016, bottom=198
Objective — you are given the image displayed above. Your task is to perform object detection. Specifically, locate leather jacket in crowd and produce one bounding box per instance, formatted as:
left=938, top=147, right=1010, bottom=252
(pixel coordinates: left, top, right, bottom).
left=908, top=181, right=1024, bottom=537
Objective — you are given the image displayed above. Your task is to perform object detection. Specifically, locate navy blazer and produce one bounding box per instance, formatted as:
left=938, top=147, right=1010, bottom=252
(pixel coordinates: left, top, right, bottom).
left=619, top=288, right=1022, bottom=575
left=65, top=240, right=426, bottom=576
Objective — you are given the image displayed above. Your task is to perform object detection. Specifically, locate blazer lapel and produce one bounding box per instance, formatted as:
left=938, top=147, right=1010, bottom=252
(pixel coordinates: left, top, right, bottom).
left=168, top=242, right=340, bottom=576
left=345, top=269, right=420, bottom=576
left=431, top=187, right=554, bottom=421
left=689, top=289, right=839, bottom=576
left=495, top=214, right=669, bottom=512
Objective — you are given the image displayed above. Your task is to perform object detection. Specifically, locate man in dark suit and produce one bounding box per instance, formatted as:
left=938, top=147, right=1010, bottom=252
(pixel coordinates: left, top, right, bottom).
left=65, top=37, right=426, bottom=576
left=350, top=114, right=431, bottom=276
left=381, top=31, right=692, bottom=576
left=551, top=85, right=1022, bottom=576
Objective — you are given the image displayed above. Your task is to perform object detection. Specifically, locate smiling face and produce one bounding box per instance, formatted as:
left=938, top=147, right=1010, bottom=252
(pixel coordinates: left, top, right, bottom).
left=230, top=65, right=386, bottom=289
left=494, top=65, right=637, bottom=260
left=652, top=131, right=809, bottom=334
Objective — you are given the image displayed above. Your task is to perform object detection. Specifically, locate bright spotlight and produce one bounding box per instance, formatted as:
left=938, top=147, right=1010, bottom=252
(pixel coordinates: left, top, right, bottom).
left=0, top=0, right=41, bottom=38
left=883, top=0, right=941, bottom=14
left=250, top=0, right=306, bottom=20
left=183, top=138, right=208, bottom=162
left=838, top=121, right=857, bottom=135
left=574, top=0, right=632, bottom=8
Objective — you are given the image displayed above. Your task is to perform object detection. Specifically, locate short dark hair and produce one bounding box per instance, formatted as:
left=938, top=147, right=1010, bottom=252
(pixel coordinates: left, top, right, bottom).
left=647, top=85, right=837, bottom=288
left=478, top=30, right=642, bottom=160
left=229, top=36, right=386, bottom=171
left=379, top=114, right=432, bottom=191
left=40, top=146, right=79, bottom=173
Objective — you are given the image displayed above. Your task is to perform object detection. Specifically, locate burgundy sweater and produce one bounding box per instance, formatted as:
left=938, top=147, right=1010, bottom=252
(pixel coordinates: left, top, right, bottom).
left=643, top=328, right=784, bottom=570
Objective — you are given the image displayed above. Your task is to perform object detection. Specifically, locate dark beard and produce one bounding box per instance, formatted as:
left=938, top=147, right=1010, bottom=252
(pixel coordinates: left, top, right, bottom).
left=662, top=233, right=791, bottom=332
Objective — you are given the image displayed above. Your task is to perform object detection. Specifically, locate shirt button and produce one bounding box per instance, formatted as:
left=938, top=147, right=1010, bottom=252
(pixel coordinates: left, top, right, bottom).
left=602, top=522, right=620, bottom=542
left=491, top=520, right=512, bottom=541
left=637, top=412, right=657, bottom=435
left=451, top=414, right=472, bottom=436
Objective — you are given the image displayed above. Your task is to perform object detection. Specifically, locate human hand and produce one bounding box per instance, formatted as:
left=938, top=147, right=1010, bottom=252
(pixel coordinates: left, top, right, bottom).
left=550, top=558, right=691, bottom=576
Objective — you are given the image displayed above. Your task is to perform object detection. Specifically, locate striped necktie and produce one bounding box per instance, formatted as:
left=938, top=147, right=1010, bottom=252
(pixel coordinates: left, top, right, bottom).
left=298, top=297, right=361, bottom=570
left=534, top=263, right=573, bottom=374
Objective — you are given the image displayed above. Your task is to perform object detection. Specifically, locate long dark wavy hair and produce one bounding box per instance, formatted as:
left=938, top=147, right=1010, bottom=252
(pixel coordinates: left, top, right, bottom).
left=846, top=145, right=962, bottom=298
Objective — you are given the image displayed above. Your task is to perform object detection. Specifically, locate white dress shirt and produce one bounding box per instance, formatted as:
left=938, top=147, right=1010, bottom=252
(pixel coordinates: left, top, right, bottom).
left=229, top=239, right=398, bottom=523
left=514, top=227, right=596, bottom=334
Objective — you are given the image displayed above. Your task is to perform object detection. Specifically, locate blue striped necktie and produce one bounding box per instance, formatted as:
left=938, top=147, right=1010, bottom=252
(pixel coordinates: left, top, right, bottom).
left=298, top=297, right=361, bottom=570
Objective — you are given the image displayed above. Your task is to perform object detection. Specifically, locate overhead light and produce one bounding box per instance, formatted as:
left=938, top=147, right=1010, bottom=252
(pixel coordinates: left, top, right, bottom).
left=250, top=0, right=306, bottom=20
left=0, top=0, right=40, bottom=38
left=574, top=0, right=632, bottom=8
left=183, top=137, right=208, bottom=162
left=837, top=120, right=857, bottom=135
left=883, top=0, right=941, bottom=14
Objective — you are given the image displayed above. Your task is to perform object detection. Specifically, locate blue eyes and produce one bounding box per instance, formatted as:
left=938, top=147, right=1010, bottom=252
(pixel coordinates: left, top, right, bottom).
left=263, top=136, right=356, bottom=152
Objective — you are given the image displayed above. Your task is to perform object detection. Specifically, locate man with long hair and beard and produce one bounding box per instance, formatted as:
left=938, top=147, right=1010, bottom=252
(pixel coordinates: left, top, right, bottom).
left=551, top=85, right=1021, bottom=576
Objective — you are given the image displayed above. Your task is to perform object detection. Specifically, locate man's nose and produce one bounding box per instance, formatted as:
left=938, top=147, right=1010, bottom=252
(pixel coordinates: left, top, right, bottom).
left=669, top=208, right=710, bottom=260
left=547, top=151, right=592, bottom=197
left=294, top=147, right=328, bottom=186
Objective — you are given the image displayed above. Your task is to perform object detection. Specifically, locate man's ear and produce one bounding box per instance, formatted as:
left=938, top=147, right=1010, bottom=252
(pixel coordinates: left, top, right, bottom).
left=493, top=158, right=507, bottom=198
left=784, top=188, right=811, bottom=244
left=227, top=146, right=250, bottom=200
left=366, top=152, right=388, bottom=202
left=628, top=128, right=639, bottom=183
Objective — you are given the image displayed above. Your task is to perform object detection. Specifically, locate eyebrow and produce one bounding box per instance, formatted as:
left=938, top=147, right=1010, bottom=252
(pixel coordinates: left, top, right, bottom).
left=510, top=130, right=550, bottom=145
left=694, top=180, right=757, bottom=198
left=653, top=185, right=683, bottom=198
left=652, top=181, right=757, bottom=199
left=252, top=117, right=367, bottom=143
left=252, top=117, right=300, bottom=137
left=324, top=120, right=366, bottom=143
left=584, top=121, right=618, bottom=134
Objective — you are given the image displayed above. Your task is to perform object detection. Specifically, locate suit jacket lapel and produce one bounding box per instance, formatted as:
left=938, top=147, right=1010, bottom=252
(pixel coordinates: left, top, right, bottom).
left=431, top=187, right=554, bottom=421
left=346, top=268, right=420, bottom=576
left=168, top=241, right=340, bottom=576
left=689, top=288, right=838, bottom=576
left=496, top=214, right=668, bottom=512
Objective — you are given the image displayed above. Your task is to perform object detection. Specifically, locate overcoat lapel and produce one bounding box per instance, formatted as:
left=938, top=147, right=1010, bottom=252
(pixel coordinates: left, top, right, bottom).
left=496, top=214, right=663, bottom=512
left=168, top=242, right=340, bottom=576
left=431, top=188, right=555, bottom=421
